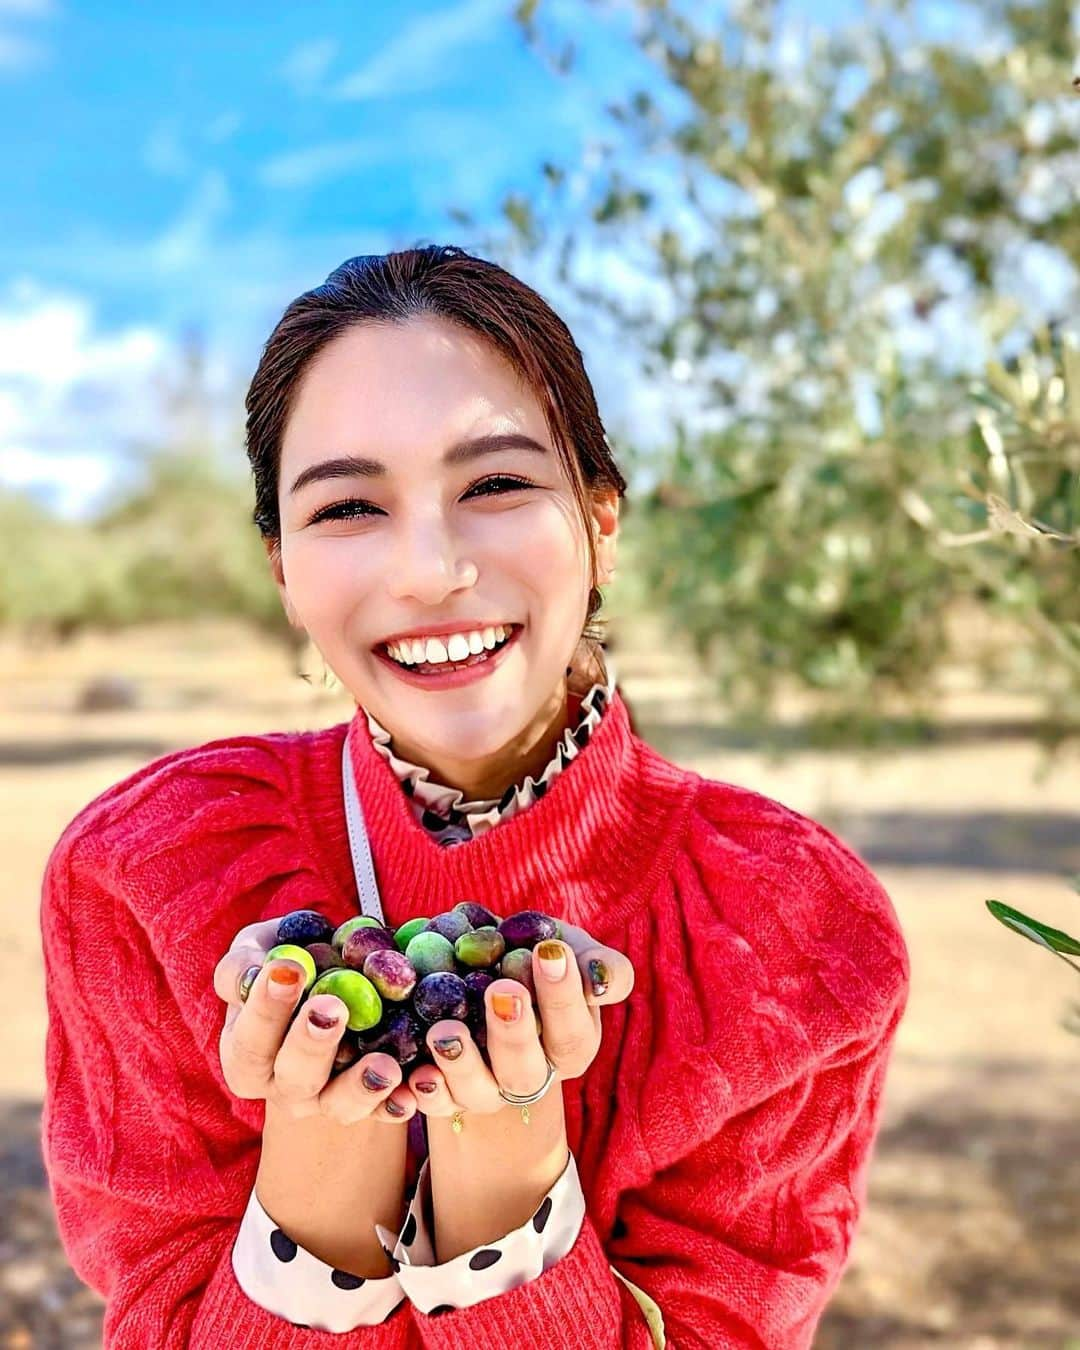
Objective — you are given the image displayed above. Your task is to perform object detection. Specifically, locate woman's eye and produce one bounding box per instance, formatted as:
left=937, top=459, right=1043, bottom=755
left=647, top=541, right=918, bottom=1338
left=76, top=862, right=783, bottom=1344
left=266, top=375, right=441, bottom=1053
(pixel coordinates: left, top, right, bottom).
left=464, top=474, right=533, bottom=498
left=306, top=476, right=532, bottom=525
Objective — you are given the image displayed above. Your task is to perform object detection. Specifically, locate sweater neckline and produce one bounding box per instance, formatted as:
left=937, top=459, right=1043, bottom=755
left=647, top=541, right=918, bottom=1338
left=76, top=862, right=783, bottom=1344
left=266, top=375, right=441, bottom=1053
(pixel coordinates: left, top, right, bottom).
left=296, top=681, right=699, bottom=940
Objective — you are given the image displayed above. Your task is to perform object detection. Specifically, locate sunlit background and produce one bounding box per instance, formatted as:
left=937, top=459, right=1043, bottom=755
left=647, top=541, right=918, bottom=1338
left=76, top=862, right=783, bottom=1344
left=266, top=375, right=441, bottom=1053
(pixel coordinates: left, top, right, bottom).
left=2, top=1, right=1079, bottom=1345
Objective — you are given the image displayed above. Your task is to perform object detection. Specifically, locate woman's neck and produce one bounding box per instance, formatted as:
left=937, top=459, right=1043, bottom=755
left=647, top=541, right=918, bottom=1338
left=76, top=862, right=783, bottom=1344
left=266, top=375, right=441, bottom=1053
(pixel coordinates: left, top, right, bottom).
left=378, top=681, right=580, bottom=802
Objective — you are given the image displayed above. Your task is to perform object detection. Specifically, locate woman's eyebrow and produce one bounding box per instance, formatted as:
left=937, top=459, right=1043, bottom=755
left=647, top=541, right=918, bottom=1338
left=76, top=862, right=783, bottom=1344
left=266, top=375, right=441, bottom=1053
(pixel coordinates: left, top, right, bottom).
left=289, top=432, right=549, bottom=497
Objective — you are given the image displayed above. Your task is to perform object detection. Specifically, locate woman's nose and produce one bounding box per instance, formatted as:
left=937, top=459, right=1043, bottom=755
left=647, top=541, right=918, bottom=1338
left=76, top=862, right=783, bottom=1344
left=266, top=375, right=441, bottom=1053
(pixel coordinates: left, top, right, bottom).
left=385, top=518, right=477, bottom=604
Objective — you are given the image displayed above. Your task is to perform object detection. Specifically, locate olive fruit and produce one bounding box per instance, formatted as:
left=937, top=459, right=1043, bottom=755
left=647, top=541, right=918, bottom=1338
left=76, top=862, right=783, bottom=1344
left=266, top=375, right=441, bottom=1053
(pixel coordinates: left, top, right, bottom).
left=276, top=910, right=334, bottom=947
left=308, top=968, right=382, bottom=1032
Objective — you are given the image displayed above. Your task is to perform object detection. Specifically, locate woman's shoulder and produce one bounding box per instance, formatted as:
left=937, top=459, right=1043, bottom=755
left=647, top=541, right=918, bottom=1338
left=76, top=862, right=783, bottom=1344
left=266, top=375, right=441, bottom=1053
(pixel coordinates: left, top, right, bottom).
left=42, top=722, right=343, bottom=919
left=679, top=771, right=911, bottom=1020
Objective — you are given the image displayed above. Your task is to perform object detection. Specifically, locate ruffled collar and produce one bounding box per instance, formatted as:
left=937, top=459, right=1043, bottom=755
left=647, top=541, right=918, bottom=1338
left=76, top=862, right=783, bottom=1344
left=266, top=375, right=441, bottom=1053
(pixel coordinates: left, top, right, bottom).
left=363, top=658, right=619, bottom=846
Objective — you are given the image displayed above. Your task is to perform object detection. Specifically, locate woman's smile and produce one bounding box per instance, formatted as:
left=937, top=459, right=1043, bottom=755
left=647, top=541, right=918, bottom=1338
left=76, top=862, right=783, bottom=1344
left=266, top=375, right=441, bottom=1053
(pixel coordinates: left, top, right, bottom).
left=373, top=623, right=524, bottom=691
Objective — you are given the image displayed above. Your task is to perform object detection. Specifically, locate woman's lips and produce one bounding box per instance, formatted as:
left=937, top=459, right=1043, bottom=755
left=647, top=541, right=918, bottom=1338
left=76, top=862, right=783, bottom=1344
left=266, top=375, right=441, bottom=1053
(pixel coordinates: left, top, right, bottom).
left=373, top=625, right=522, bottom=690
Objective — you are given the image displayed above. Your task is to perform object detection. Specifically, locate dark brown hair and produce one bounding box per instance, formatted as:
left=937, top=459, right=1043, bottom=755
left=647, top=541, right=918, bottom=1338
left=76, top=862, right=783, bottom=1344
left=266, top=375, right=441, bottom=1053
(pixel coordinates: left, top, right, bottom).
left=245, top=245, right=627, bottom=685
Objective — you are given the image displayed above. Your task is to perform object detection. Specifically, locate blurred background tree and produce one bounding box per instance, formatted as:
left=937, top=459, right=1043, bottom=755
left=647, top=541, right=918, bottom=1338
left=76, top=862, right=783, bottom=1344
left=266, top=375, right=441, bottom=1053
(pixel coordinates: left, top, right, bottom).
left=487, top=0, right=1079, bottom=751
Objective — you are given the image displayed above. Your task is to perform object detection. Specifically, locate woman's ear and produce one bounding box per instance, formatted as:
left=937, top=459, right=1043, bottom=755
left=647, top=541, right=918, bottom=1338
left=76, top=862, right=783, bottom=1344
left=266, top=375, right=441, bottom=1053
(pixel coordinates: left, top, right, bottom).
left=591, top=490, right=619, bottom=585
left=263, top=537, right=305, bottom=632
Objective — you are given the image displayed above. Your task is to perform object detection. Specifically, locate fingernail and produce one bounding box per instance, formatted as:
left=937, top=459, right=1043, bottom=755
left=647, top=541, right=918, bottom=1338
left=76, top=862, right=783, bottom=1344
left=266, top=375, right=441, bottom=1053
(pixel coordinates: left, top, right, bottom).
left=415, top=1080, right=438, bottom=1094
left=587, top=958, right=610, bottom=998
left=536, top=941, right=567, bottom=982
left=267, top=962, right=304, bottom=1000
left=307, top=1006, right=341, bottom=1035
left=363, top=1067, right=392, bottom=1091
left=434, top=1037, right=463, bottom=1060
left=492, top=993, right=522, bottom=1023
left=385, top=1100, right=406, bottom=1117
left=238, top=964, right=262, bottom=1003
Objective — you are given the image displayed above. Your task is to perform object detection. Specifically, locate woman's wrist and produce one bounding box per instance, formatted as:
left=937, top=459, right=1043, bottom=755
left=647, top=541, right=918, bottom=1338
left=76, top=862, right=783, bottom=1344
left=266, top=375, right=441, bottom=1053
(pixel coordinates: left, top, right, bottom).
left=256, top=1098, right=409, bottom=1277
left=426, top=1083, right=568, bottom=1262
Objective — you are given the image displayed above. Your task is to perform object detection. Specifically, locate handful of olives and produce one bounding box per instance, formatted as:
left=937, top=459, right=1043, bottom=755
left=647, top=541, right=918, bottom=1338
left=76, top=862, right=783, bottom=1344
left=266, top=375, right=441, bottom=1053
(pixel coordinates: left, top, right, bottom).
left=240, top=904, right=561, bottom=1077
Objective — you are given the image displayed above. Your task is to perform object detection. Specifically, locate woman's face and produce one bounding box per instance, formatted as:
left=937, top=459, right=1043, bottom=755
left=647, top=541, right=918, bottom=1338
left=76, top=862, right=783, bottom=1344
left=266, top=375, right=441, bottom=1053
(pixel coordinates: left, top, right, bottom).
left=269, top=315, right=618, bottom=799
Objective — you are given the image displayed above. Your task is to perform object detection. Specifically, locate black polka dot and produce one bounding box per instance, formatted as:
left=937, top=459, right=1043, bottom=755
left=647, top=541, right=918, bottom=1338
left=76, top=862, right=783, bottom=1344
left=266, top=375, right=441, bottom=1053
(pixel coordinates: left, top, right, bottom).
left=532, top=778, right=547, bottom=799
left=612, top=1216, right=628, bottom=1239
left=331, top=1268, right=366, bottom=1290
left=532, top=1197, right=553, bottom=1233
left=468, top=1248, right=503, bottom=1271
left=574, top=723, right=591, bottom=749
left=401, top=1213, right=417, bottom=1246
left=428, top=1304, right=456, bottom=1316
left=402, top=778, right=415, bottom=797
left=422, top=808, right=450, bottom=831
left=498, top=784, right=516, bottom=811
left=269, top=1229, right=297, bottom=1262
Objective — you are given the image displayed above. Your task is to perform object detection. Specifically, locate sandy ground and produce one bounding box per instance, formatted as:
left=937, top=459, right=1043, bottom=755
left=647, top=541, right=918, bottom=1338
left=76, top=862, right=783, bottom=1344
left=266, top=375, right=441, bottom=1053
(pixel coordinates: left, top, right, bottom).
left=2, top=614, right=1078, bottom=1349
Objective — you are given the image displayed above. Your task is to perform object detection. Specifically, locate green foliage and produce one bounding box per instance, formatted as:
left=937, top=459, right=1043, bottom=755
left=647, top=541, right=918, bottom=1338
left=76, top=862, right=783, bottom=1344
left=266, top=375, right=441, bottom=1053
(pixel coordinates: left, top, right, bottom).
left=495, top=0, right=1080, bottom=745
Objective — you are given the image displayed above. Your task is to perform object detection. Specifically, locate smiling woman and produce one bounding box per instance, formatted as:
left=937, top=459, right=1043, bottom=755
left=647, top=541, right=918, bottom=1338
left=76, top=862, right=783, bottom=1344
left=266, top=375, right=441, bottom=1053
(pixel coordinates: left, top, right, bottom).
left=40, top=245, right=911, bottom=1350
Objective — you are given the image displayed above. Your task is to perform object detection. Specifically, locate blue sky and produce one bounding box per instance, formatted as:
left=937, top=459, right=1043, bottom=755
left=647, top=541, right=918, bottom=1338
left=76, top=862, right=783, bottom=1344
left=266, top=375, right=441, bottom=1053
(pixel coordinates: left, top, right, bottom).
left=0, top=0, right=1071, bottom=519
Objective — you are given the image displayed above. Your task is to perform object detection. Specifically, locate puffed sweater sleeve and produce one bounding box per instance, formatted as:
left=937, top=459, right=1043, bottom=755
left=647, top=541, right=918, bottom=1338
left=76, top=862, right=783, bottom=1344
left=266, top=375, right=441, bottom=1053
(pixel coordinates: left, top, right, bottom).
left=38, top=739, right=415, bottom=1349
left=403, top=785, right=911, bottom=1350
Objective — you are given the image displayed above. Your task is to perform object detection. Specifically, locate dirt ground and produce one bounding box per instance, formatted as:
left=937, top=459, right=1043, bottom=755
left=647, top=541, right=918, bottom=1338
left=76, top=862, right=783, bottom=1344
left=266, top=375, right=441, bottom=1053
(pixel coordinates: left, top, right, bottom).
left=2, top=613, right=1078, bottom=1350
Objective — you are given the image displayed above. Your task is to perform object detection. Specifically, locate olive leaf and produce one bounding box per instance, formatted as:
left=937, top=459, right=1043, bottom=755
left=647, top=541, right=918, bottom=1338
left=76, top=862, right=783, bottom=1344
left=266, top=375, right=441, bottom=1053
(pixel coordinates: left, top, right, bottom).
left=985, top=900, right=1080, bottom=975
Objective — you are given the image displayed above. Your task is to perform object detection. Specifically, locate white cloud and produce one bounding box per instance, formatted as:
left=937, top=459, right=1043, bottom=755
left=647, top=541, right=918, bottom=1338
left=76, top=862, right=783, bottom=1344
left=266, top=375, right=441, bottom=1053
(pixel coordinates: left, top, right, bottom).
left=258, top=137, right=387, bottom=190
left=280, top=36, right=339, bottom=93
left=0, top=0, right=55, bottom=15
left=0, top=280, right=170, bottom=519
left=333, top=0, right=506, bottom=100
left=150, top=169, right=231, bottom=271
left=0, top=29, right=46, bottom=71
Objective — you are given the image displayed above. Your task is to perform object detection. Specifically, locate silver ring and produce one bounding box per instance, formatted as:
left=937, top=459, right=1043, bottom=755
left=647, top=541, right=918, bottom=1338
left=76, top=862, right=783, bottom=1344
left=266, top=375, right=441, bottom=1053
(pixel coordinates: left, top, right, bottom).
left=497, top=1057, right=557, bottom=1107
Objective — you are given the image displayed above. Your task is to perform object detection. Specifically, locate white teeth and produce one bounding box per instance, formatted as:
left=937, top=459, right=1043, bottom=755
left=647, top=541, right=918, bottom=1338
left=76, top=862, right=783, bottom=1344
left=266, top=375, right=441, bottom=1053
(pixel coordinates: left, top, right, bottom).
left=385, top=625, right=514, bottom=668
left=424, top=637, right=449, bottom=663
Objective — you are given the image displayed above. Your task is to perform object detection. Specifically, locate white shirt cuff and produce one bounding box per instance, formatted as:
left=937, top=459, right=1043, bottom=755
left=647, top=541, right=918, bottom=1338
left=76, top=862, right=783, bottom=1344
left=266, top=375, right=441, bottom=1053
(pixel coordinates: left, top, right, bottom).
left=374, top=1149, right=586, bottom=1315
left=232, top=1186, right=406, bottom=1331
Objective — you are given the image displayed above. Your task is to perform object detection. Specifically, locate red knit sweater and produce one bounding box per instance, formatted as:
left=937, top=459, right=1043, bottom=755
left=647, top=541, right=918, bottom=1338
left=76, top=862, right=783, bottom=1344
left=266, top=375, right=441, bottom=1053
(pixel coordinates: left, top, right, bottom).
left=40, top=687, right=910, bottom=1349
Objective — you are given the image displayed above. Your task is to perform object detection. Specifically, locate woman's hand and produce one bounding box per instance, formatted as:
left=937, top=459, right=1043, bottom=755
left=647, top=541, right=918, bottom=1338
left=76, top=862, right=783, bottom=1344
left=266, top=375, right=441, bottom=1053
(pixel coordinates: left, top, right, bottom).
left=213, top=917, right=418, bottom=1126
left=405, top=918, right=635, bottom=1117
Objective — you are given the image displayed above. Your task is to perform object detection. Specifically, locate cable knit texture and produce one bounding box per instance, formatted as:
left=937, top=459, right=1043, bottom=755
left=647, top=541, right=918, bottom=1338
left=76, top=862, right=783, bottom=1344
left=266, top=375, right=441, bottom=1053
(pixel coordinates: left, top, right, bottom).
left=40, top=684, right=910, bottom=1348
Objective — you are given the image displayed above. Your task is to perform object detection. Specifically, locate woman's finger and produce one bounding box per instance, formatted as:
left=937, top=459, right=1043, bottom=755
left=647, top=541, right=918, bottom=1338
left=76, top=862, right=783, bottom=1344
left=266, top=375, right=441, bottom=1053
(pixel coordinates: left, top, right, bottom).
left=213, top=917, right=282, bottom=1006
left=555, top=918, right=636, bottom=1006
left=531, top=940, right=600, bottom=1075
left=270, top=993, right=351, bottom=1113
left=424, top=1019, right=502, bottom=1114
left=219, top=958, right=308, bottom=1099
left=484, top=979, right=556, bottom=1100
left=318, top=1052, right=412, bottom=1126
left=406, top=1064, right=457, bottom=1117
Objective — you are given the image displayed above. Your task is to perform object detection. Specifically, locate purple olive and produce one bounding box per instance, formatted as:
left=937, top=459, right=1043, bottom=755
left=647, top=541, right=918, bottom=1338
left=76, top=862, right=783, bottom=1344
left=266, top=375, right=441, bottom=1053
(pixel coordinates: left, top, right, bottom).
left=275, top=909, right=334, bottom=947
left=497, top=910, right=558, bottom=950
left=361, top=1008, right=424, bottom=1067
left=331, top=1033, right=361, bottom=1076
left=413, top=972, right=469, bottom=1025
left=462, top=969, right=495, bottom=1011
left=340, top=925, right=397, bottom=971
left=499, top=948, right=537, bottom=998
left=454, top=901, right=501, bottom=929
left=362, top=948, right=418, bottom=1002
left=454, top=927, right=506, bottom=969
left=306, top=941, right=346, bottom=974
left=425, top=910, right=473, bottom=943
